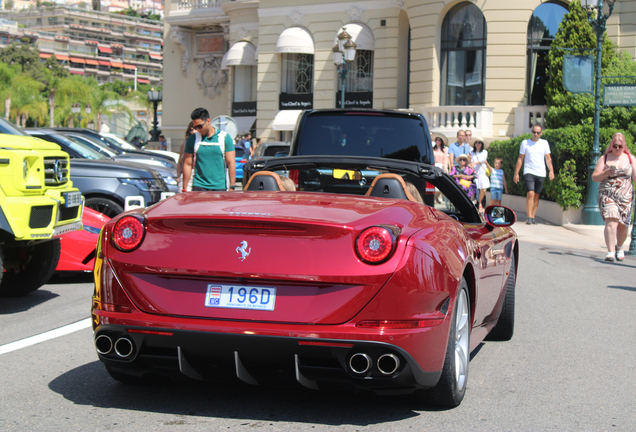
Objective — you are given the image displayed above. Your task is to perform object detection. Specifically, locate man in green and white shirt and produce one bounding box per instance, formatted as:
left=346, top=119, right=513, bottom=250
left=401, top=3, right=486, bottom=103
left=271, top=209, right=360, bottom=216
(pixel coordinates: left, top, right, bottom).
left=182, top=108, right=236, bottom=191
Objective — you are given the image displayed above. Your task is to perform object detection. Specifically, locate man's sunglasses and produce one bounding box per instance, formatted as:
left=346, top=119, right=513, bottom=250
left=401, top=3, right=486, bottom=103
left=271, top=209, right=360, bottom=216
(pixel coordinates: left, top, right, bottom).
left=193, top=123, right=206, bottom=131
left=532, top=131, right=541, bottom=134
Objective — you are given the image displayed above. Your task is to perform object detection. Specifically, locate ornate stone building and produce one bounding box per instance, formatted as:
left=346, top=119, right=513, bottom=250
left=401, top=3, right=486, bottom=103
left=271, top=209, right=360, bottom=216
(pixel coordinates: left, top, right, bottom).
left=162, top=0, right=636, bottom=143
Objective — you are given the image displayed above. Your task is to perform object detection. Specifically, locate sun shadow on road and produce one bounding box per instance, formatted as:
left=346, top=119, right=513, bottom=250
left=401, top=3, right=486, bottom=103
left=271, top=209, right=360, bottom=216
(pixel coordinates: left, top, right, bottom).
left=543, top=248, right=636, bottom=269
left=48, top=361, right=452, bottom=425
left=607, top=285, right=636, bottom=293
left=0, top=289, right=59, bottom=315
left=48, top=272, right=95, bottom=284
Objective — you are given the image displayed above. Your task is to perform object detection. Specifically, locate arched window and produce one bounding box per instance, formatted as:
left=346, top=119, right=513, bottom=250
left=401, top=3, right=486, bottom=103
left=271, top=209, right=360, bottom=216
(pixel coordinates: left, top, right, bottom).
left=527, top=2, right=568, bottom=106
left=440, top=2, right=487, bottom=106
left=222, top=41, right=258, bottom=121
left=276, top=27, right=315, bottom=110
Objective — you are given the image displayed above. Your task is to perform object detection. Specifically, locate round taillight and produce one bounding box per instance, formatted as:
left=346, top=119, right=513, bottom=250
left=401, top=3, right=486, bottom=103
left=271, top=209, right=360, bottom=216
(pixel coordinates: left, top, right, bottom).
left=355, top=226, right=395, bottom=264
left=112, top=216, right=145, bottom=252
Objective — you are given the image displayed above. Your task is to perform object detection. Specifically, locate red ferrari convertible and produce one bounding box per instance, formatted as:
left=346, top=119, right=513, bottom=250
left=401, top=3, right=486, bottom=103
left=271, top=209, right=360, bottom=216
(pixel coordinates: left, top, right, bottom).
left=92, top=156, right=518, bottom=407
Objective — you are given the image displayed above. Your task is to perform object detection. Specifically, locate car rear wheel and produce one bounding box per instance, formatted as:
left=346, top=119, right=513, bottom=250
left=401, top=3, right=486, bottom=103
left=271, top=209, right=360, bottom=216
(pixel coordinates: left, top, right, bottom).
left=486, top=253, right=516, bottom=341
left=85, top=197, right=124, bottom=218
left=0, top=239, right=61, bottom=297
left=418, top=279, right=470, bottom=408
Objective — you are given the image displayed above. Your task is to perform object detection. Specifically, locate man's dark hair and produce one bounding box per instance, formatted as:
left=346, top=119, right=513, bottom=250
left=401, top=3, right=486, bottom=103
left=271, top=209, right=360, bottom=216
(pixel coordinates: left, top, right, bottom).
left=190, top=108, right=210, bottom=121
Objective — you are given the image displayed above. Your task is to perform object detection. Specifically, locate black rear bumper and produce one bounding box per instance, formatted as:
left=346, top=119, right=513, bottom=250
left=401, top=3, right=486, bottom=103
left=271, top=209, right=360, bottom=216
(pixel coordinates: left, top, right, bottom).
left=95, top=325, right=442, bottom=395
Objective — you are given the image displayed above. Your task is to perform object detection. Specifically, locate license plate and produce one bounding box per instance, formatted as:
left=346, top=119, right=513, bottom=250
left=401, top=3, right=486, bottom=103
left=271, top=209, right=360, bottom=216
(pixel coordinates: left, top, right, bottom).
left=63, top=191, right=82, bottom=208
left=204, top=284, right=276, bottom=311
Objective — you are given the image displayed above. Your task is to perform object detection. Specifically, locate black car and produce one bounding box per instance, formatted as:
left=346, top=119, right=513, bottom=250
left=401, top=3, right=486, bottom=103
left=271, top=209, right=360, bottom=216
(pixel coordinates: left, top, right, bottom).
left=10, top=129, right=169, bottom=217
left=246, top=109, right=436, bottom=204
left=290, top=109, right=434, bottom=165
left=51, top=127, right=176, bottom=168
left=26, top=129, right=179, bottom=195
left=252, top=141, right=291, bottom=159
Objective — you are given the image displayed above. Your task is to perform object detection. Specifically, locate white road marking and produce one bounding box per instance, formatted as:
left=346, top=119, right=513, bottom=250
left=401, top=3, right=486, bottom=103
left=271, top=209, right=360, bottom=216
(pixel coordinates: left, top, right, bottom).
left=0, top=318, right=92, bottom=356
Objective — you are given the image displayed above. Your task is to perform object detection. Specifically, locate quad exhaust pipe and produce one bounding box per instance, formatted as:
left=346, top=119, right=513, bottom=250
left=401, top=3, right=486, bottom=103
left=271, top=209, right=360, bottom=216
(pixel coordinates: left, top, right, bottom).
left=95, top=335, right=134, bottom=358
left=114, top=338, right=134, bottom=358
left=348, top=352, right=401, bottom=376
left=377, top=353, right=400, bottom=375
left=349, top=353, right=372, bottom=374
left=95, top=335, right=113, bottom=355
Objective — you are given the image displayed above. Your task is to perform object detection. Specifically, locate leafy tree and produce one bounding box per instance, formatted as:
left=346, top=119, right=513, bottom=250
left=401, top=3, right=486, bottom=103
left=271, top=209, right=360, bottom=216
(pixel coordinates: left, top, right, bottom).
left=4, top=0, right=14, bottom=11
left=0, top=43, right=47, bottom=82
left=92, top=0, right=101, bottom=11
left=43, top=55, right=68, bottom=79
left=544, top=0, right=636, bottom=133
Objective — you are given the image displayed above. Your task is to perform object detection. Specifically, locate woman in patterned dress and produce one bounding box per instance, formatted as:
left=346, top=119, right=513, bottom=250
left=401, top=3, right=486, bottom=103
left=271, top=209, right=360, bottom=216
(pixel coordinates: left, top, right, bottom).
left=449, top=154, right=477, bottom=200
left=592, top=133, right=636, bottom=262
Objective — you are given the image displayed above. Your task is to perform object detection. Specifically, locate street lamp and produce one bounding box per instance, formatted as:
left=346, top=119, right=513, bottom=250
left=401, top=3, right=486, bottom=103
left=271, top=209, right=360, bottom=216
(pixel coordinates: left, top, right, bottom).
left=71, top=103, right=91, bottom=127
left=147, top=88, right=162, bottom=142
left=333, top=28, right=357, bottom=109
left=580, top=0, right=616, bottom=225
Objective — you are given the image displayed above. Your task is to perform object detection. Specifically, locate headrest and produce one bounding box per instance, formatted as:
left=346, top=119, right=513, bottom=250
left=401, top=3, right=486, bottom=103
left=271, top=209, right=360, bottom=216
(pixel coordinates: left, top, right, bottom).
left=365, top=173, right=420, bottom=203
left=244, top=171, right=283, bottom=191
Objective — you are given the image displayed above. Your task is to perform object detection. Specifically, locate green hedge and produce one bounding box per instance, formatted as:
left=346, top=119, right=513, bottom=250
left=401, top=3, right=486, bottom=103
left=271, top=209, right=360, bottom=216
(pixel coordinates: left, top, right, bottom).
left=487, top=126, right=634, bottom=210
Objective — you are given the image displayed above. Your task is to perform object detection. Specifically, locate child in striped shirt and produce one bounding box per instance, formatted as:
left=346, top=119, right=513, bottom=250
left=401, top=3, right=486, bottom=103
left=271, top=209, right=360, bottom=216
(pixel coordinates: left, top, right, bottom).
left=489, top=157, right=508, bottom=206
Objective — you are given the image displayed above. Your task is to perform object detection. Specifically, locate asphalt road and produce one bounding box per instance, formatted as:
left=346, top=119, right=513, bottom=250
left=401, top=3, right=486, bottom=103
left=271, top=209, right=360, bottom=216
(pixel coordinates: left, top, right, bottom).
left=1, top=241, right=635, bottom=432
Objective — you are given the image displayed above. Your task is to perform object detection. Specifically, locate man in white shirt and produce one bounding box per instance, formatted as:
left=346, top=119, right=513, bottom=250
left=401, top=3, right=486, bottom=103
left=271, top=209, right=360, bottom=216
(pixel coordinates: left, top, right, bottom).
left=513, top=124, right=555, bottom=224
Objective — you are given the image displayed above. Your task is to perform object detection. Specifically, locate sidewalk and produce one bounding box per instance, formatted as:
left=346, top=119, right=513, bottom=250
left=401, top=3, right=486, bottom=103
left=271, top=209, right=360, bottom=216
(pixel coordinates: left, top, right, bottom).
left=511, top=209, right=631, bottom=253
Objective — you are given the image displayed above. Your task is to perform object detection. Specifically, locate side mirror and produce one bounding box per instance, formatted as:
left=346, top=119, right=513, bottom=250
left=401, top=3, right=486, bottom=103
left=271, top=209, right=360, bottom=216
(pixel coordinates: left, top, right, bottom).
left=484, top=205, right=516, bottom=227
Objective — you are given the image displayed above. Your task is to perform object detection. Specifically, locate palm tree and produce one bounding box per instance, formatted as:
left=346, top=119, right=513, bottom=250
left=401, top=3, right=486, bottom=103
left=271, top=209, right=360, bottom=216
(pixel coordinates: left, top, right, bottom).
left=8, top=74, right=45, bottom=127
left=0, top=62, right=19, bottom=121
left=86, top=78, right=131, bottom=131
left=46, top=73, right=81, bottom=127
left=50, top=75, right=92, bottom=127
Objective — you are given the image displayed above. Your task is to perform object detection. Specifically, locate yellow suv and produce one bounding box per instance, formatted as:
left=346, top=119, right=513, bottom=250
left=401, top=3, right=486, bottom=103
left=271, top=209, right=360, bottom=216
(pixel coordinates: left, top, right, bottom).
left=0, top=132, right=83, bottom=296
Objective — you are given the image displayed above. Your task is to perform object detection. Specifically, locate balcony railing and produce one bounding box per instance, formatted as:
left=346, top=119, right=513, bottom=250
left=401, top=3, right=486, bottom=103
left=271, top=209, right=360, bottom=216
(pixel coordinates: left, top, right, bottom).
left=178, top=0, right=227, bottom=10
left=513, top=106, right=547, bottom=137
left=418, top=106, right=494, bottom=138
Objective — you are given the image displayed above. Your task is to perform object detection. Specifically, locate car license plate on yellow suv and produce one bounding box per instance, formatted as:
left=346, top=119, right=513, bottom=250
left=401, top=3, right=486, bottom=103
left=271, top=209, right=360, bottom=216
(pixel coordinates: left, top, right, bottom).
left=63, top=191, right=82, bottom=208
left=204, top=284, right=276, bottom=311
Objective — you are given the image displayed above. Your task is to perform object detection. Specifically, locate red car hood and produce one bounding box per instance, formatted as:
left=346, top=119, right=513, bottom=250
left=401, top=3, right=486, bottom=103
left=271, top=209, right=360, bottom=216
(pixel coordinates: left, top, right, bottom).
left=106, top=192, right=437, bottom=324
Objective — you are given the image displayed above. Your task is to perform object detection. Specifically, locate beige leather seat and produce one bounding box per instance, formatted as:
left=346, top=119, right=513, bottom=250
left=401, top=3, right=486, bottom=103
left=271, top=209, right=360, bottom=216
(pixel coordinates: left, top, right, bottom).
left=244, top=171, right=283, bottom=191
left=365, top=173, right=421, bottom=204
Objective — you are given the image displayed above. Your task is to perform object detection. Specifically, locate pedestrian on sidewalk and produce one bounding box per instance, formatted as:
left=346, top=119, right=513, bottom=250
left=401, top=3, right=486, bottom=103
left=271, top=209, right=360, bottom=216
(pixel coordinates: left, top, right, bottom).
left=177, top=121, right=199, bottom=192
left=591, top=132, right=636, bottom=262
left=450, top=154, right=477, bottom=200
left=470, top=136, right=490, bottom=211
left=182, top=108, right=236, bottom=192
left=489, top=157, right=508, bottom=206
left=432, top=133, right=450, bottom=204
left=448, top=130, right=472, bottom=167
left=513, top=124, right=555, bottom=224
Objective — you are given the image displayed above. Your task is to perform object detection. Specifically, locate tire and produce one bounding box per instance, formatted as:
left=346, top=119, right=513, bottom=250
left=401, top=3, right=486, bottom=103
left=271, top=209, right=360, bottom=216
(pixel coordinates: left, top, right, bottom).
left=0, top=239, right=61, bottom=297
left=419, top=279, right=471, bottom=408
left=487, top=253, right=516, bottom=341
left=85, top=197, right=124, bottom=218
